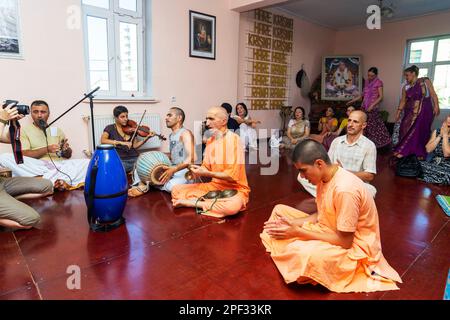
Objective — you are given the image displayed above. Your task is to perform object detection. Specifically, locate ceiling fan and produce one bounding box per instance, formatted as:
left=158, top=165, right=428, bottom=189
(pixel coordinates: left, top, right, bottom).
left=379, top=0, right=395, bottom=18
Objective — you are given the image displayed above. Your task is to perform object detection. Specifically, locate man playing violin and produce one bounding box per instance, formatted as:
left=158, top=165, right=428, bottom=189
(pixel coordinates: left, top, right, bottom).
left=128, top=107, right=195, bottom=197
left=101, top=106, right=156, bottom=174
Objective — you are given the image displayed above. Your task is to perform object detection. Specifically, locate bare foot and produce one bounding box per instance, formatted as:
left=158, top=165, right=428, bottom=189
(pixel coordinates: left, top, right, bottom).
left=0, top=219, right=33, bottom=230
left=54, top=179, right=71, bottom=192
left=172, top=199, right=195, bottom=208
left=128, top=183, right=148, bottom=198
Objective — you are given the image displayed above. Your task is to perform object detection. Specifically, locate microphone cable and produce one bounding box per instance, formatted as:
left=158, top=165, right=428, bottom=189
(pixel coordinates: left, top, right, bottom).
left=40, top=122, right=73, bottom=186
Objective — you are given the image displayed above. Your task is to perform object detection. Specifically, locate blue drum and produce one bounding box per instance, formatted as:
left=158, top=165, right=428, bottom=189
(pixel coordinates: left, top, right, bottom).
left=84, top=144, right=128, bottom=232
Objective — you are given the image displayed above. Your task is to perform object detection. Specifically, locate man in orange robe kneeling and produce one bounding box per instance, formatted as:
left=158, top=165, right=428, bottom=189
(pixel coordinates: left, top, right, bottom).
left=172, top=106, right=250, bottom=218
left=261, top=139, right=402, bottom=293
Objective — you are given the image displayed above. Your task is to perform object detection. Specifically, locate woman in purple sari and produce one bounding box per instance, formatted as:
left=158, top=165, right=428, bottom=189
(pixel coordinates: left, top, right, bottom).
left=393, top=65, right=440, bottom=159
left=347, top=67, right=391, bottom=148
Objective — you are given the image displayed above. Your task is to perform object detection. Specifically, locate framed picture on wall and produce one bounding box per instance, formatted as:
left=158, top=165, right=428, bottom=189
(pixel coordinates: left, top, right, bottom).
left=321, top=55, right=362, bottom=101
left=189, top=10, right=216, bottom=60
left=0, top=0, right=22, bottom=58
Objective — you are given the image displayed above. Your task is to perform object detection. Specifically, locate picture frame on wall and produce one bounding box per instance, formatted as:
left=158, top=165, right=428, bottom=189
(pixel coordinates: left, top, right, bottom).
left=189, top=10, right=216, bottom=60
left=0, top=0, right=22, bottom=58
left=321, top=55, right=362, bottom=101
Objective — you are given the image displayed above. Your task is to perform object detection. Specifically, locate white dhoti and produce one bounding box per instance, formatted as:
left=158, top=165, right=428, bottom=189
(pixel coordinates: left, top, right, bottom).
left=0, top=154, right=90, bottom=187
left=298, top=174, right=377, bottom=198
left=132, top=168, right=190, bottom=193
left=238, top=126, right=258, bottom=150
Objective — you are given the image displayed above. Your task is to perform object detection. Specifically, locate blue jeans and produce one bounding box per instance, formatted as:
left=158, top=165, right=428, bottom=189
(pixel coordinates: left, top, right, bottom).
left=121, top=157, right=137, bottom=173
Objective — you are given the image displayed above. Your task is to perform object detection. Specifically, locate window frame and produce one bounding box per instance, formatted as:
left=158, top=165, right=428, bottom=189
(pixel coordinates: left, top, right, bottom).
left=82, top=0, right=147, bottom=99
left=404, top=34, right=450, bottom=109
left=114, top=14, right=144, bottom=97
left=114, top=0, right=142, bottom=18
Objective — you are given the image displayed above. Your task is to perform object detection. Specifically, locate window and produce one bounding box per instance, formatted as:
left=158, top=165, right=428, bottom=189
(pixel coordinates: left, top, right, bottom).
left=82, top=0, right=148, bottom=98
left=405, top=35, right=450, bottom=109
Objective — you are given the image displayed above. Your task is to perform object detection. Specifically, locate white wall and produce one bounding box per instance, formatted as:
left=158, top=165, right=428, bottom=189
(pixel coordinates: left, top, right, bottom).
left=237, top=8, right=335, bottom=133
left=334, top=11, right=450, bottom=121
left=0, top=0, right=241, bottom=157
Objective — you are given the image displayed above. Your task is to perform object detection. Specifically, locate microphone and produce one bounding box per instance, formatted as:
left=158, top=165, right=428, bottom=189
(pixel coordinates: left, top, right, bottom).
left=38, top=119, right=47, bottom=137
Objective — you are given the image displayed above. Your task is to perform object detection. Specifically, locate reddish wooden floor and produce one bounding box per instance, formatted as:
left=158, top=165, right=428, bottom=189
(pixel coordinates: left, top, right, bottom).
left=0, top=151, right=448, bottom=300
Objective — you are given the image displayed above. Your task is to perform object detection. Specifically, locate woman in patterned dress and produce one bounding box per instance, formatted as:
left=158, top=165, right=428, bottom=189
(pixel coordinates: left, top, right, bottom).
left=393, top=65, right=440, bottom=159
left=280, top=107, right=310, bottom=149
left=347, top=67, right=391, bottom=148
left=310, top=107, right=338, bottom=144
left=420, top=115, right=450, bottom=185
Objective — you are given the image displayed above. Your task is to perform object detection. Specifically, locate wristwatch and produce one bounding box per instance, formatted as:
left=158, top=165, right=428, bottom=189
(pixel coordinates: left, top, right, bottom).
left=0, top=118, right=8, bottom=125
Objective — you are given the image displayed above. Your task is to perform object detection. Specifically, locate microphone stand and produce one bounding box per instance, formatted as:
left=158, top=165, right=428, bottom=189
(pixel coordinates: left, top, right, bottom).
left=46, top=87, right=100, bottom=152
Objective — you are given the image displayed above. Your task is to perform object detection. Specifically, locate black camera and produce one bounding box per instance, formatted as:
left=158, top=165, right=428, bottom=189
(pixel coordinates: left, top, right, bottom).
left=2, top=100, right=30, bottom=116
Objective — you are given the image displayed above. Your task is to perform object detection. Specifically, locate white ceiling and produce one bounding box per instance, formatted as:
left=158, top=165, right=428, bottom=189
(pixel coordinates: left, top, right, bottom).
left=273, top=0, right=450, bottom=29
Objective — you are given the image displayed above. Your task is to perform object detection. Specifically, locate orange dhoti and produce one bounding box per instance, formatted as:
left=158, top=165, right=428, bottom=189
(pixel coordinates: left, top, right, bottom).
left=261, top=205, right=400, bottom=293
left=172, top=182, right=248, bottom=218
left=261, top=168, right=402, bottom=293
left=172, top=130, right=250, bottom=218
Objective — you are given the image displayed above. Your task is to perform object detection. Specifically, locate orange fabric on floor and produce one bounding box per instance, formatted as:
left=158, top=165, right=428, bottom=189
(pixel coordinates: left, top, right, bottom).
left=172, top=131, right=250, bottom=218
left=260, top=168, right=402, bottom=293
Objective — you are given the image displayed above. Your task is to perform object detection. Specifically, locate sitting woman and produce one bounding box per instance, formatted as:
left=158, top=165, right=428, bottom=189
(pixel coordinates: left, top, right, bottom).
left=420, top=115, right=450, bottom=185
left=310, top=107, right=338, bottom=144
left=232, top=102, right=261, bottom=151
left=280, top=106, right=310, bottom=149
left=101, top=106, right=154, bottom=173
left=322, top=106, right=355, bottom=150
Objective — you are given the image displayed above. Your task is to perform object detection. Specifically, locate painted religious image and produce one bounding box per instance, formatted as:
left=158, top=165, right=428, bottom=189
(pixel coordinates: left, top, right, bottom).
left=189, top=10, right=216, bottom=60
left=0, top=0, right=20, bottom=56
left=321, top=56, right=362, bottom=100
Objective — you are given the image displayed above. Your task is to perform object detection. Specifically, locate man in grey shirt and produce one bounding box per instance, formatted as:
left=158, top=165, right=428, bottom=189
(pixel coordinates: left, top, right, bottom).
left=128, top=107, right=195, bottom=197
left=299, top=110, right=378, bottom=198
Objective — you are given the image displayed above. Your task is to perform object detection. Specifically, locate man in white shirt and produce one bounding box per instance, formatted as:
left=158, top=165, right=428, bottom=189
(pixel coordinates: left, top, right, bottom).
left=299, top=110, right=377, bottom=198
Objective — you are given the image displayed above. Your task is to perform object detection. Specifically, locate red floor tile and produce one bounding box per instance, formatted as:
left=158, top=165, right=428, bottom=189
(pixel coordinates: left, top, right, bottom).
left=38, top=244, right=230, bottom=300
left=381, top=222, right=450, bottom=300
left=0, top=285, right=41, bottom=300
left=1, top=153, right=448, bottom=299
left=0, top=233, right=34, bottom=296
left=14, top=192, right=154, bottom=283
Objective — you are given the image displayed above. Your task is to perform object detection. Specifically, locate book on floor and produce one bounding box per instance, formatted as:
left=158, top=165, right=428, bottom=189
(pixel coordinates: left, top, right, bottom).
left=436, top=195, right=450, bottom=217
left=444, top=269, right=450, bottom=300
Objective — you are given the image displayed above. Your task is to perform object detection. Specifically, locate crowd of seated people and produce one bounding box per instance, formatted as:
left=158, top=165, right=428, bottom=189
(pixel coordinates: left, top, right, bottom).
left=2, top=92, right=448, bottom=295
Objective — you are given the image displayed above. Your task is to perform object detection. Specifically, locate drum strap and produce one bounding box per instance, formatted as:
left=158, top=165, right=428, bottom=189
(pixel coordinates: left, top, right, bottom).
left=86, top=157, right=99, bottom=227
left=94, top=190, right=128, bottom=199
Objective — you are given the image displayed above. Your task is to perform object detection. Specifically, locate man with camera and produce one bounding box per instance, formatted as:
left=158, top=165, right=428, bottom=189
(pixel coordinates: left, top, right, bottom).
left=0, top=103, right=54, bottom=230
left=0, top=100, right=90, bottom=191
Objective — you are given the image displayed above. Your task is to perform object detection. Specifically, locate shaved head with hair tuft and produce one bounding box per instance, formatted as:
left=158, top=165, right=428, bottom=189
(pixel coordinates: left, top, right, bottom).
left=293, top=139, right=331, bottom=165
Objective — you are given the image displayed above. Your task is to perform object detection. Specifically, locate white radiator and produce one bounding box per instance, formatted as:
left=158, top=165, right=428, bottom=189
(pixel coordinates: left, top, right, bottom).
left=85, top=113, right=162, bottom=152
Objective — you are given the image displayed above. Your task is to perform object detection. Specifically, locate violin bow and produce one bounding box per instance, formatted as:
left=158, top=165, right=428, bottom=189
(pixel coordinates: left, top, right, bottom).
left=130, top=109, right=147, bottom=147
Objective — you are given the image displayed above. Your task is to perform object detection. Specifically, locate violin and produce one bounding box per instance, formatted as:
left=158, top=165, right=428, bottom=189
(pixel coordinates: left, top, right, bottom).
left=122, top=120, right=166, bottom=141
